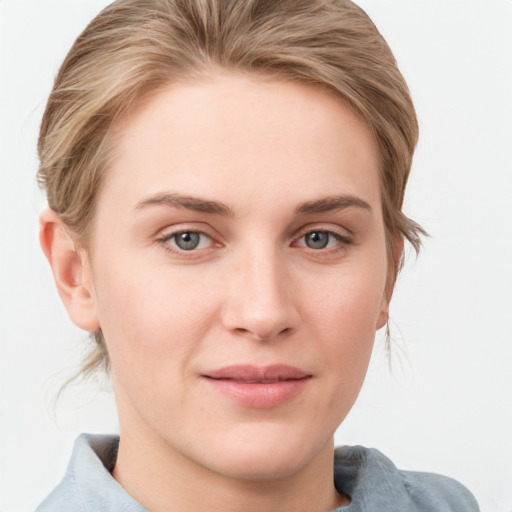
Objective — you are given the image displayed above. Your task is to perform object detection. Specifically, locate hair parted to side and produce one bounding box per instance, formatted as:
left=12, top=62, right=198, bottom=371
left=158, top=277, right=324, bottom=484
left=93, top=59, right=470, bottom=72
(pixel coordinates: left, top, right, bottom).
left=38, top=0, right=425, bottom=379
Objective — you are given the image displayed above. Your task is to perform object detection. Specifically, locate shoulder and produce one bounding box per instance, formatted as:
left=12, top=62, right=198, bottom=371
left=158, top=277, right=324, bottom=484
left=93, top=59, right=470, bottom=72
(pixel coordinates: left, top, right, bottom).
left=36, top=434, right=147, bottom=512
left=36, top=434, right=96, bottom=512
left=334, top=445, right=480, bottom=511
left=36, top=472, right=84, bottom=512
left=398, top=469, right=480, bottom=511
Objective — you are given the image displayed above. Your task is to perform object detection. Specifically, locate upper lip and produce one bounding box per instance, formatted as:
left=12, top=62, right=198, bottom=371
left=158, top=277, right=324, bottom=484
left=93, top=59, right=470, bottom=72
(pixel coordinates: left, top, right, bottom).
left=203, top=365, right=312, bottom=383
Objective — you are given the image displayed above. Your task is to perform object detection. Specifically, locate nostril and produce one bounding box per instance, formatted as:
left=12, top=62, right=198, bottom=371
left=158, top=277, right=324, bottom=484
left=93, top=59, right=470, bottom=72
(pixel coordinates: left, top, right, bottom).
left=230, top=326, right=293, bottom=341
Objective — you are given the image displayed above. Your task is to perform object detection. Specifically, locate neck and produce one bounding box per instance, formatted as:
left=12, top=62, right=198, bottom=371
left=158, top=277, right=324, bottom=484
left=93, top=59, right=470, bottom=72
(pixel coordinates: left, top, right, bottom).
left=112, top=426, right=348, bottom=512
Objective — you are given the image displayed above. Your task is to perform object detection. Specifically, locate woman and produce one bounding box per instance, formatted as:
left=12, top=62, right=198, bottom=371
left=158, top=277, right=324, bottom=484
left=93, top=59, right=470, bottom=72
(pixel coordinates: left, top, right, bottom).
left=35, top=0, right=479, bottom=510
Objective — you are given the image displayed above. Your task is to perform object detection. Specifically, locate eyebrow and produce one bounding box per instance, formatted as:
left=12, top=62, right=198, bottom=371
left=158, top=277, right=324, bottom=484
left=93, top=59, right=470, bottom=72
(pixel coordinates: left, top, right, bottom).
left=295, top=195, right=372, bottom=216
left=135, top=192, right=235, bottom=216
left=135, top=192, right=371, bottom=217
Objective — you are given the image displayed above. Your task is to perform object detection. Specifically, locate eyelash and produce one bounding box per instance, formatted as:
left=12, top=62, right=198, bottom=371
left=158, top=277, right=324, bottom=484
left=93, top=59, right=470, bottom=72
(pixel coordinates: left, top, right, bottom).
left=157, top=230, right=219, bottom=257
left=156, top=227, right=353, bottom=257
left=293, top=227, right=353, bottom=254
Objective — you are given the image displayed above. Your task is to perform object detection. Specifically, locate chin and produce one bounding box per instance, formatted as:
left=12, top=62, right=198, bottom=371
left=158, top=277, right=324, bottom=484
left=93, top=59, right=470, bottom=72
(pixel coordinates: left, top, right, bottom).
left=198, top=423, right=331, bottom=482
left=213, top=452, right=308, bottom=482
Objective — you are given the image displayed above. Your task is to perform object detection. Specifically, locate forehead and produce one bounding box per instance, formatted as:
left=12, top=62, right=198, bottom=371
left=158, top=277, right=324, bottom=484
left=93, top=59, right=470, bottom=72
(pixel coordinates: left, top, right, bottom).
left=101, top=72, right=381, bottom=213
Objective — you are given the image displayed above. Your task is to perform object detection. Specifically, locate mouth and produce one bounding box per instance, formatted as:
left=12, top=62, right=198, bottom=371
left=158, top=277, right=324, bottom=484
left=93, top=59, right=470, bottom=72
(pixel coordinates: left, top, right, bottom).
left=201, top=365, right=312, bottom=408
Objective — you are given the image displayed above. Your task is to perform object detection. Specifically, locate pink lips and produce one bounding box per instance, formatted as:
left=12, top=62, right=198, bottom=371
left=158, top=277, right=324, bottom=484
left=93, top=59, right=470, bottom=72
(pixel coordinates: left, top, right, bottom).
left=202, top=365, right=312, bottom=408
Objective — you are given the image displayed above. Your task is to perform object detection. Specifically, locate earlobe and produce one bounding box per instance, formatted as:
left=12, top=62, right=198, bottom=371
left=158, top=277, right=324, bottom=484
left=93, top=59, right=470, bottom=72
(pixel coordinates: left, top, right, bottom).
left=39, top=209, right=100, bottom=332
left=376, top=308, right=388, bottom=331
left=376, top=235, right=404, bottom=330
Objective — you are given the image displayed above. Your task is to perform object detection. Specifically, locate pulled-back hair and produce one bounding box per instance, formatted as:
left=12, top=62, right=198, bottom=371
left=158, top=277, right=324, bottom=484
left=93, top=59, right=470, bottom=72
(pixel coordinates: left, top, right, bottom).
left=38, top=0, right=424, bottom=377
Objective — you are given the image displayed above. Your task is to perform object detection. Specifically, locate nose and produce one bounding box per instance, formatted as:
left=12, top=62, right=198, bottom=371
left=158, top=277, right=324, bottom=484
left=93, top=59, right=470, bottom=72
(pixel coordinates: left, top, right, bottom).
left=221, top=245, right=300, bottom=342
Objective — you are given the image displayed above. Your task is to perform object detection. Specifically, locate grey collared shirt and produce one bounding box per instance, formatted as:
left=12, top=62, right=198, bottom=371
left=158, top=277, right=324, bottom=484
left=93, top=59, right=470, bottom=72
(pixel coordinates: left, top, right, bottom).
left=36, top=434, right=479, bottom=511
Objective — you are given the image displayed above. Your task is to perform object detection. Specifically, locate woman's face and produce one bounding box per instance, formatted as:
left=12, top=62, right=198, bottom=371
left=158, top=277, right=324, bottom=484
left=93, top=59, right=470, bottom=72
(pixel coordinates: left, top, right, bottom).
left=84, top=72, right=391, bottom=480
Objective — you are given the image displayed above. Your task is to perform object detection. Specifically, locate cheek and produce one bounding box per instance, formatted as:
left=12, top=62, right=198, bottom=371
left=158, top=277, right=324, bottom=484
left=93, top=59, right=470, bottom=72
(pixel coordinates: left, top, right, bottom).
left=302, top=257, right=388, bottom=379
left=308, top=261, right=387, bottom=334
left=91, top=258, right=218, bottom=381
left=287, top=273, right=383, bottom=438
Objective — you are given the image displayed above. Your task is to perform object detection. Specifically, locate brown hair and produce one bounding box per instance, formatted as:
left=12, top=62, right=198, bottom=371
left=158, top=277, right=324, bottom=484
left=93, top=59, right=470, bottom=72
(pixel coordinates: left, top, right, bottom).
left=38, top=0, right=425, bottom=377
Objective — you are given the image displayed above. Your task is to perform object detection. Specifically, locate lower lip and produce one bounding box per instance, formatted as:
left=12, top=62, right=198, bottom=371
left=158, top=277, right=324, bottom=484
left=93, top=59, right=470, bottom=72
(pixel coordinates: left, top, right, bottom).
left=203, top=377, right=311, bottom=408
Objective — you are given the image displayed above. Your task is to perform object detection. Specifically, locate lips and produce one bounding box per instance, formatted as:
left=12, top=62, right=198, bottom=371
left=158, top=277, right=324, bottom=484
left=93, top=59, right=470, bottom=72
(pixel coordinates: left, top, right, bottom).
left=202, top=365, right=312, bottom=408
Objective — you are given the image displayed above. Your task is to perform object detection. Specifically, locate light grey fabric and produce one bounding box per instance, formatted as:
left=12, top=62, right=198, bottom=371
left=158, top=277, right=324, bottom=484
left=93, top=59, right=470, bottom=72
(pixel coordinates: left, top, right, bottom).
left=333, top=445, right=479, bottom=511
left=36, top=434, right=479, bottom=511
left=36, top=434, right=146, bottom=512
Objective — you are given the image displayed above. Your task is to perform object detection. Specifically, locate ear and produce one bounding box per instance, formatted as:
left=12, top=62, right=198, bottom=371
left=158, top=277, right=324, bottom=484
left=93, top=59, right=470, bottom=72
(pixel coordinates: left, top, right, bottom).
left=39, top=208, right=100, bottom=332
left=376, top=235, right=404, bottom=330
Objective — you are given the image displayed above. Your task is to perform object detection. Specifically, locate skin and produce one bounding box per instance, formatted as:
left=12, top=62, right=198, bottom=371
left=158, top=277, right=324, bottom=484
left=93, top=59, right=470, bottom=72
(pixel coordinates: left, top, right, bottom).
left=41, top=71, right=401, bottom=512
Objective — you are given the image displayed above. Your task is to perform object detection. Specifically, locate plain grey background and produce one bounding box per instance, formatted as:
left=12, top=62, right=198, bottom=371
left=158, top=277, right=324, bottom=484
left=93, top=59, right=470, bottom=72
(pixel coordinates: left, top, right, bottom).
left=1, top=1, right=511, bottom=511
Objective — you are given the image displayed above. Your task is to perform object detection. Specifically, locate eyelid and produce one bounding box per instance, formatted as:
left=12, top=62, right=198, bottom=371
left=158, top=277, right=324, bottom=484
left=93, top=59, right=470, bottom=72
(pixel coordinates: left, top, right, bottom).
left=157, top=222, right=218, bottom=240
left=293, top=223, right=353, bottom=243
left=156, top=223, right=223, bottom=256
left=291, top=224, right=354, bottom=257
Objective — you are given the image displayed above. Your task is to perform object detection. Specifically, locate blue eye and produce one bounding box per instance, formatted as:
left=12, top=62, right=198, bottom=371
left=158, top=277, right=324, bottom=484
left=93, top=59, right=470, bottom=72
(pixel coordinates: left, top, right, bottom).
left=304, top=231, right=330, bottom=249
left=174, top=232, right=201, bottom=250
left=165, top=231, right=212, bottom=251
left=302, top=231, right=343, bottom=250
